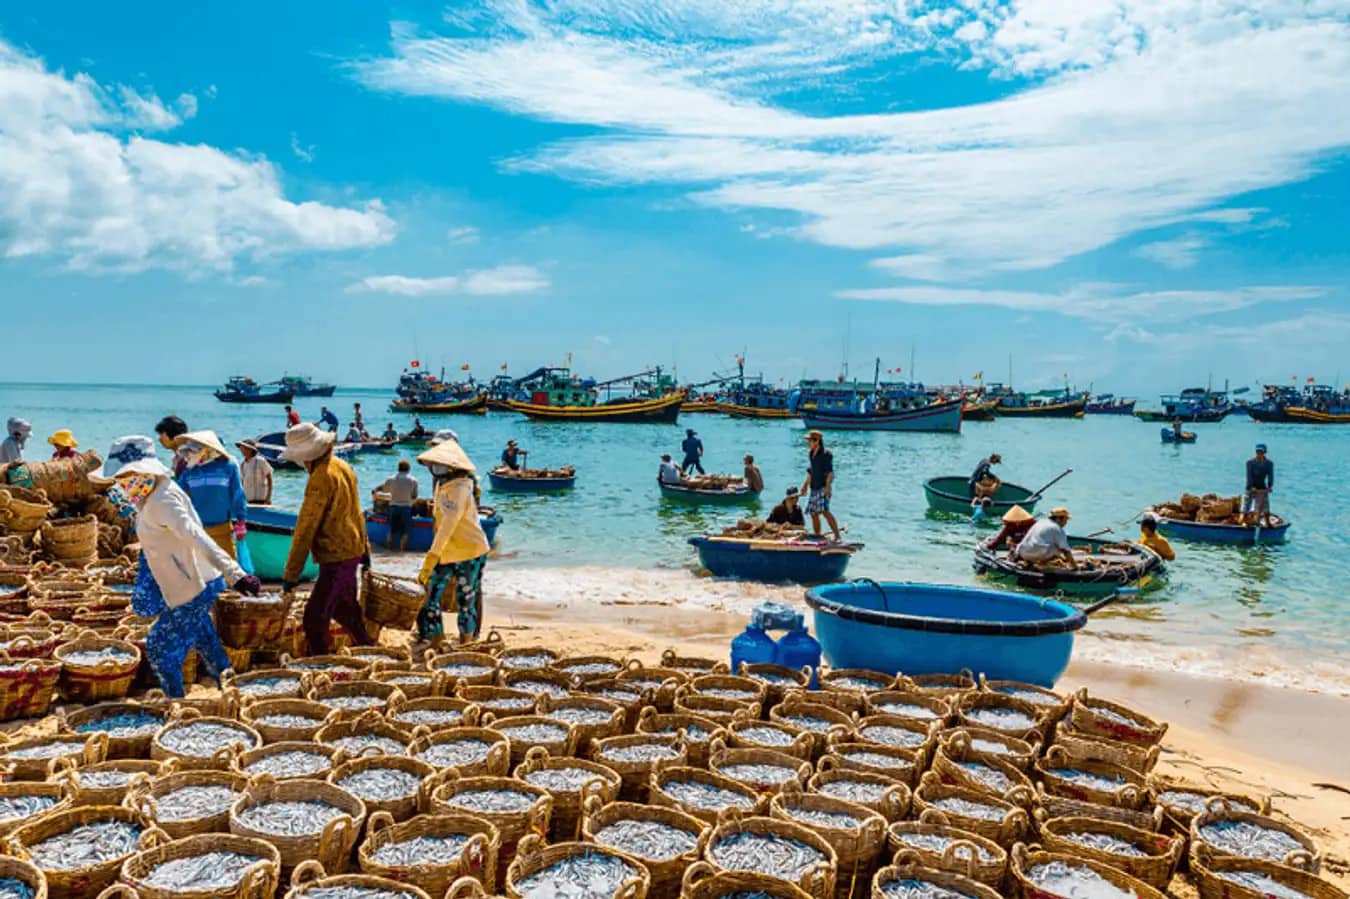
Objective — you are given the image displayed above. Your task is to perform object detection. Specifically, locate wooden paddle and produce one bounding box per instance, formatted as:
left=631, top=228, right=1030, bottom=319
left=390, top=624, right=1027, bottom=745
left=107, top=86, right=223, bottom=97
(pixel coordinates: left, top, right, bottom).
left=1028, top=468, right=1073, bottom=500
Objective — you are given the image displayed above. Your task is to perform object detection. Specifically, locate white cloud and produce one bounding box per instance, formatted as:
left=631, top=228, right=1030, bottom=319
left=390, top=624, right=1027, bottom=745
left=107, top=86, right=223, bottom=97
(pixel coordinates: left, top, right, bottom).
left=593, top=334, right=612, bottom=345
left=348, top=264, right=549, bottom=296
left=354, top=1, right=1350, bottom=279
left=175, top=93, right=198, bottom=120
left=447, top=225, right=480, bottom=243
left=289, top=132, right=315, bottom=163
left=237, top=275, right=268, bottom=287
left=0, top=40, right=394, bottom=273
left=1134, top=235, right=1207, bottom=269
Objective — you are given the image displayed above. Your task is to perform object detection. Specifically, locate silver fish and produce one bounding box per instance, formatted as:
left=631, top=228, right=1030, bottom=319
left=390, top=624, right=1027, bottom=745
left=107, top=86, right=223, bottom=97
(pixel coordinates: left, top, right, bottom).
left=370, top=833, right=470, bottom=867
left=141, top=851, right=264, bottom=890
left=710, top=832, right=823, bottom=880
left=735, top=727, right=795, bottom=748
left=336, top=768, right=421, bottom=802
left=254, top=713, right=324, bottom=730
left=391, top=709, right=462, bottom=727
left=445, top=789, right=536, bottom=814
left=718, top=763, right=797, bottom=786
left=523, top=768, right=605, bottom=792
left=237, top=800, right=345, bottom=836
left=859, top=725, right=925, bottom=748
left=549, top=707, right=613, bottom=726
left=893, top=832, right=996, bottom=862
left=514, top=850, right=640, bottom=899
left=243, top=751, right=331, bottom=778
left=236, top=676, right=303, bottom=696
left=817, top=780, right=887, bottom=804
left=1025, top=861, right=1136, bottom=899
left=600, top=743, right=679, bottom=763
left=158, top=722, right=255, bottom=757
left=660, top=780, right=753, bottom=812
left=496, top=723, right=568, bottom=745
left=61, top=647, right=137, bottom=666
left=74, top=711, right=163, bottom=738
left=328, top=735, right=406, bottom=757
left=929, top=797, right=1005, bottom=822
left=27, top=821, right=141, bottom=870
left=156, top=785, right=238, bottom=822
left=415, top=739, right=490, bottom=768
left=0, top=794, right=58, bottom=823
left=785, top=806, right=860, bottom=831
left=964, top=708, right=1036, bottom=731
left=878, top=880, right=974, bottom=899
left=1197, top=820, right=1305, bottom=862
left=0, top=877, right=34, bottom=899
left=592, top=819, right=697, bottom=861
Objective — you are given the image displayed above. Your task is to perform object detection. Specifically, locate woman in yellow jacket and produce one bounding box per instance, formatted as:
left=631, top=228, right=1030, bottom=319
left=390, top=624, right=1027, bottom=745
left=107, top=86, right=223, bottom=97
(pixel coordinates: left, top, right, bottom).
left=415, top=438, right=490, bottom=649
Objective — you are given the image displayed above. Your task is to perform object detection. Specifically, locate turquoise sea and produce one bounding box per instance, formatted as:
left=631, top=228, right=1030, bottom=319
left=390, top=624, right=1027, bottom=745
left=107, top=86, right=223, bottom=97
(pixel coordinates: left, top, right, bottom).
left=3, top=382, right=1346, bottom=689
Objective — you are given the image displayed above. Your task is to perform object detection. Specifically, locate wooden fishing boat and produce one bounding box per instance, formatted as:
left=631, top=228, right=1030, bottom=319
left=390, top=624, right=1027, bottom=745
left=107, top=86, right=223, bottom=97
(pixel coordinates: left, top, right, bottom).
left=680, top=399, right=724, bottom=414
left=354, top=438, right=398, bottom=453
left=214, top=376, right=293, bottom=404
left=688, top=534, right=861, bottom=584
left=1159, top=428, right=1196, bottom=443
left=1284, top=406, right=1350, bottom=424
left=488, top=466, right=576, bottom=492
left=1086, top=395, right=1136, bottom=415
left=995, top=395, right=1087, bottom=418
left=923, top=477, right=1041, bottom=517
left=253, top=432, right=360, bottom=470
left=1149, top=509, right=1289, bottom=545
left=506, top=391, right=685, bottom=423
left=962, top=398, right=999, bottom=421
left=242, top=506, right=319, bottom=580
left=279, top=375, right=336, bottom=397
left=1134, top=387, right=1232, bottom=422
left=658, top=480, right=760, bottom=506
left=804, top=581, right=1087, bottom=687
left=721, top=402, right=797, bottom=419
left=801, top=397, right=963, bottom=432
left=973, top=538, right=1164, bottom=598
left=364, top=507, right=502, bottom=551
left=389, top=393, right=488, bottom=415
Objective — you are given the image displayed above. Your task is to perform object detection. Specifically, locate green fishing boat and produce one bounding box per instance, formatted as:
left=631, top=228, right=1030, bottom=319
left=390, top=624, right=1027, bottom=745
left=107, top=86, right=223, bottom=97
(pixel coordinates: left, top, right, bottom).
left=922, top=476, right=1041, bottom=518
left=243, top=506, right=318, bottom=581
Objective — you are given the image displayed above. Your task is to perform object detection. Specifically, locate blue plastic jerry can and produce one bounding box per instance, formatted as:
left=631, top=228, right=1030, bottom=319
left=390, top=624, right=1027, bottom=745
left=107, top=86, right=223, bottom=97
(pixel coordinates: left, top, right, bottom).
left=730, top=625, right=777, bottom=675
left=774, top=626, right=821, bottom=688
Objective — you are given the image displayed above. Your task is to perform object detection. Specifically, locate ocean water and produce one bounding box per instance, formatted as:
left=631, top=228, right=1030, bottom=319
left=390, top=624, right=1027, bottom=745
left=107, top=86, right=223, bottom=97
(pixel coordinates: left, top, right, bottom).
left=3, top=382, right=1346, bottom=690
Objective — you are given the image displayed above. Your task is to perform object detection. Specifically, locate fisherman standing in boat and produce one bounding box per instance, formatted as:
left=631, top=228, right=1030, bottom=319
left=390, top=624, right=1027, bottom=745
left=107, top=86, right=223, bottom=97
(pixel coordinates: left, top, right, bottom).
left=373, top=459, right=418, bottom=552
left=236, top=440, right=273, bottom=506
left=767, top=486, right=805, bottom=526
left=681, top=429, right=705, bottom=475
left=1012, top=506, right=1076, bottom=568
left=801, top=430, right=842, bottom=542
left=968, top=453, right=1001, bottom=499
left=1244, top=443, right=1275, bottom=528
left=353, top=402, right=367, bottom=437
left=319, top=406, right=340, bottom=433
left=501, top=440, right=523, bottom=471
left=1172, top=417, right=1185, bottom=440
left=743, top=454, right=764, bottom=494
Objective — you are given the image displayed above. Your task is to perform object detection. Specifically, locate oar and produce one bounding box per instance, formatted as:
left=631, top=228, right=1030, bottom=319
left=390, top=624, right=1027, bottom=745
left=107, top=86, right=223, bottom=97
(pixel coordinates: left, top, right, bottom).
left=1083, top=587, right=1138, bottom=616
left=1085, top=527, right=1113, bottom=539
left=1029, top=468, right=1073, bottom=500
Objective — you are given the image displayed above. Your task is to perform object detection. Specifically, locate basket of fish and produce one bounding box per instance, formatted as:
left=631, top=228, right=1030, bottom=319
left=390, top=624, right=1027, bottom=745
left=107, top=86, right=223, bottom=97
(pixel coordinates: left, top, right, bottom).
left=497, top=647, right=561, bottom=673
left=1069, top=690, right=1167, bottom=747
left=126, top=769, right=252, bottom=840
left=454, top=628, right=507, bottom=658
left=0, top=623, right=66, bottom=661
left=152, top=718, right=261, bottom=772
left=426, top=651, right=500, bottom=689
left=505, top=834, right=649, bottom=899
left=1189, top=842, right=1348, bottom=899
left=769, top=701, right=855, bottom=762
left=372, top=667, right=447, bottom=702
left=408, top=726, right=510, bottom=777
left=850, top=716, right=939, bottom=765
left=314, top=709, right=411, bottom=759
left=1033, top=784, right=1164, bottom=834
left=736, top=663, right=810, bottom=709
left=818, top=669, right=896, bottom=708
left=689, top=674, right=767, bottom=708
left=214, top=591, right=291, bottom=651
left=484, top=714, right=578, bottom=766
left=455, top=686, right=540, bottom=720
left=358, top=810, right=500, bottom=898
left=428, top=776, right=552, bottom=891
left=1009, top=844, right=1167, bottom=899
left=328, top=753, right=435, bottom=823
left=60, top=700, right=171, bottom=759
left=658, top=651, right=727, bottom=678
left=346, top=644, right=414, bottom=669
left=708, top=744, right=812, bottom=798
left=385, top=696, right=482, bottom=738
left=647, top=766, right=758, bottom=826
left=53, top=758, right=164, bottom=808
left=228, top=776, right=366, bottom=876
left=725, top=721, right=814, bottom=762
left=769, top=792, right=887, bottom=899
left=671, top=693, right=757, bottom=730
left=515, top=746, right=621, bottom=842
left=1188, top=799, right=1320, bottom=872
left=863, top=691, right=952, bottom=729
left=871, top=858, right=1001, bottom=899
left=937, top=728, right=1040, bottom=774
left=0, top=780, right=70, bottom=837
left=283, top=859, right=433, bottom=899
left=1147, top=776, right=1269, bottom=835
left=885, top=822, right=1007, bottom=889
left=1051, top=722, right=1160, bottom=776
left=0, top=856, right=47, bottom=899
left=1034, top=746, right=1149, bottom=810
left=911, top=775, right=1030, bottom=848
left=635, top=710, right=725, bottom=769
left=281, top=654, right=371, bottom=684
left=538, top=695, right=625, bottom=757
left=615, top=664, right=688, bottom=714
left=1038, top=816, right=1183, bottom=890
left=232, top=741, right=344, bottom=782
left=111, top=832, right=280, bottom=899
left=308, top=678, right=405, bottom=722
left=239, top=697, right=334, bottom=744
left=806, top=768, right=910, bottom=824
left=816, top=744, right=920, bottom=787
left=591, top=735, right=687, bottom=803
left=52, top=635, right=141, bottom=703
left=903, top=670, right=979, bottom=696
left=703, top=813, right=837, bottom=899
left=979, top=678, right=1070, bottom=724
left=224, top=668, right=309, bottom=704
left=500, top=668, right=578, bottom=703
left=554, top=655, right=627, bottom=685
left=0, top=732, right=107, bottom=781
left=952, top=693, right=1047, bottom=744
left=928, top=745, right=1034, bottom=807
left=581, top=796, right=706, bottom=899
left=680, top=861, right=812, bottom=899
left=578, top=680, right=652, bottom=732
left=6, top=804, right=160, bottom=899
left=0, top=655, right=62, bottom=721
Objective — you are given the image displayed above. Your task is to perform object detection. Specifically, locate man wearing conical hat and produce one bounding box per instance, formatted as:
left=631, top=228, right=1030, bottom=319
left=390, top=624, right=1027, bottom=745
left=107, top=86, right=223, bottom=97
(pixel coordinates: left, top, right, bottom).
left=174, top=430, right=248, bottom=561
left=982, top=504, right=1037, bottom=551
left=415, top=438, right=489, bottom=650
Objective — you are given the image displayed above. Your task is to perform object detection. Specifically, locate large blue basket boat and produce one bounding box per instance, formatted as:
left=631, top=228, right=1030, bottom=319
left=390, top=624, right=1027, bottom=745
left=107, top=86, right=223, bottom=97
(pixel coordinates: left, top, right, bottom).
left=803, top=580, right=1087, bottom=687
left=365, top=508, right=502, bottom=551
left=1150, top=510, right=1289, bottom=545
left=688, top=536, right=861, bottom=584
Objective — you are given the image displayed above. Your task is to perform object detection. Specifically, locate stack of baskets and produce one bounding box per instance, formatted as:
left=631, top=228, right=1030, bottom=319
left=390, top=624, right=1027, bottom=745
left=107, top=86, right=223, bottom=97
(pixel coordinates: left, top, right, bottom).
left=38, top=515, right=99, bottom=566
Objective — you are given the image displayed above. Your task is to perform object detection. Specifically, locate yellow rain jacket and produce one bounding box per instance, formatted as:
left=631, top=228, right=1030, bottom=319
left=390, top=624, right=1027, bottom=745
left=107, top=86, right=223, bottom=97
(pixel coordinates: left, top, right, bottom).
left=418, top=477, right=490, bottom=582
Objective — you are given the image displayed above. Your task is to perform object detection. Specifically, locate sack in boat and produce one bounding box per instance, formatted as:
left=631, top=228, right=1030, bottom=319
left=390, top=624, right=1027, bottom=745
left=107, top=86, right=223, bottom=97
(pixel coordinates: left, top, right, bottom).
left=1201, top=498, right=1235, bottom=518
left=1179, top=493, right=1202, bottom=513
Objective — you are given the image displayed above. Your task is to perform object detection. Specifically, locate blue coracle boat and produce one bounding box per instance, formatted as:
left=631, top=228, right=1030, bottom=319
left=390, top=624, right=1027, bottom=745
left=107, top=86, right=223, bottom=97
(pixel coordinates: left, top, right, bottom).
left=803, top=580, right=1087, bottom=687
left=365, top=507, right=502, bottom=551
left=488, top=468, right=576, bottom=492
left=688, top=535, right=862, bottom=584
left=1150, top=510, right=1289, bottom=545
left=1159, top=428, right=1196, bottom=443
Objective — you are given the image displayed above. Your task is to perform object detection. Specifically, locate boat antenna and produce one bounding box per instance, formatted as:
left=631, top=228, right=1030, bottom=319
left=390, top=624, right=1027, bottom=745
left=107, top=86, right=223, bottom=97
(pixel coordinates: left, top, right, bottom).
left=909, top=342, right=915, bottom=385
left=843, top=310, right=852, bottom=381
left=873, top=357, right=881, bottom=392
left=1008, top=354, right=1013, bottom=389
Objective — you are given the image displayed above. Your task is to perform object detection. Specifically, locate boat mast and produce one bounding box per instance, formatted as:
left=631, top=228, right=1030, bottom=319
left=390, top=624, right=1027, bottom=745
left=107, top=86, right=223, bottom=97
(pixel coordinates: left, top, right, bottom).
left=873, top=357, right=881, bottom=393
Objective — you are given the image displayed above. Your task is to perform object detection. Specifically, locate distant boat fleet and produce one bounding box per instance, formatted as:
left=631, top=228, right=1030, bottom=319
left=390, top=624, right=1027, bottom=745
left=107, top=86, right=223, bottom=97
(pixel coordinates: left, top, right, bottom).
left=214, top=374, right=335, bottom=403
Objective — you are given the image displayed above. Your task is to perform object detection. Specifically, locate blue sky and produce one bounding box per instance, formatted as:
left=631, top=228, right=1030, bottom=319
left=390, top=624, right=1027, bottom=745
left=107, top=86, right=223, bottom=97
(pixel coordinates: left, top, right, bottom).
left=2, top=1, right=1349, bottom=395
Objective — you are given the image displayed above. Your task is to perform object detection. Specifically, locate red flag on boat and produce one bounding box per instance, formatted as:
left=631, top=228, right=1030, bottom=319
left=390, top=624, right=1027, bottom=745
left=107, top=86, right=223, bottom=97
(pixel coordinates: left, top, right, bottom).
left=1308, top=377, right=1315, bottom=383
left=461, top=364, right=471, bottom=371
left=410, top=360, right=420, bottom=368
left=500, top=363, right=508, bottom=371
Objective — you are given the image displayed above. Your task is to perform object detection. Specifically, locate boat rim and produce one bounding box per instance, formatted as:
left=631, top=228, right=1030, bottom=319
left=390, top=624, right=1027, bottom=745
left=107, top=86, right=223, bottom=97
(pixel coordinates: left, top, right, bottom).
left=1150, top=509, right=1289, bottom=531
left=923, top=476, right=1037, bottom=504
left=804, top=580, right=1086, bottom=636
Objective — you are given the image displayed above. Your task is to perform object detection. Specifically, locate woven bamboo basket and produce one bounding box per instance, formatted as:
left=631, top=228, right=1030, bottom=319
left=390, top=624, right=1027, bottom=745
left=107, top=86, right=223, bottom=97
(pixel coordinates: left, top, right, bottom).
left=151, top=717, right=261, bottom=772
left=553, top=654, right=626, bottom=684
left=496, top=646, right=561, bottom=673
left=0, top=571, right=30, bottom=617
left=281, top=653, right=370, bottom=683
left=1039, top=815, right=1183, bottom=890
left=537, top=694, right=625, bottom=757
left=346, top=643, right=412, bottom=668
left=223, top=667, right=308, bottom=704
left=885, top=821, right=1006, bottom=888
left=939, top=726, right=1040, bottom=773
left=635, top=709, right=725, bottom=768
left=673, top=690, right=759, bottom=727
left=980, top=677, right=1070, bottom=723
left=0, top=731, right=107, bottom=781
left=0, top=655, right=62, bottom=720
left=1033, top=785, right=1164, bottom=832
left=929, top=745, right=1035, bottom=808
left=818, top=742, right=921, bottom=787
left=385, top=695, right=482, bottom=737
left=0, top=486, right=51, bottom=536
left=124, top=768, right=250, bottom=840
left=239, top=697, right=333, bottom=744
left=427, top=650, right=500, bottom=688
left=582, top=795, right=707, bottom=899
left=776, top=688, right=857, bottom=720
left=499, top=667, right=577, bottom=702
left=12, top=453, right=104, bottom=505
left=616, top=663, right=688, bottom=713
left=505, top=834, right=648, bottom=899
left=315, top=709, right=413, bottom=759
left=361, top=570, right=424, bottom=630
left=591, top=734, right=687, bottom=802
left=357, top=809, right=499, bottom=897
left=0, top=624, right=68, bottom=661
left=1052, top=720, right=1160, bottom=774
left=327, top=753, right=435, bottom=823
left=483, top=713, right=578, bottom=766
left=54, top=757, right=164, bottom=807
left=872, top=860, right=1000, bottom=899
left=372, top=668, right=445, bottom=701
left=69, top=604, right=129, bottom=634
left=233, top=740, right=344, bottom=782
left=455, top=685, right=540, bottom=718
left=658, top=650, right=727, bottom=678
left=1190, top=842, right=1348, bottom=899
left=863, top=690, right=952, bottom=728
left=1035, top=745, right=1149, bottom=809
left=725, top=719, right=814, bottom=761
left=0, top=780, right=70, bottom=836
left=112, top=832, right=280, bottom=899
left=807, top=768, right=909, bottom=824
left=903, top=670, right=978, bottom=696
left=1009, top=843, right=1168, bottom=899
left=7, top=804, right=159, bottom=899
left=215, top=591, right=291, bottom=650
left=429, top=776, right=552, bottom=892
left=39, top=516, right=98, bottom=565
left=703, top=813, right=837, bottom=899
left=408, top=725, right=510, bottom=778
left=229, top=775, right=366, bottom=876
left=1189, top=799, right=1320, bottom=872
left=307, top=677, right=405, bottom=722
left=577, top=679, right=653, bottom=732
left=1149, top=774, right=1269, bottom=835
left=708, top=742, right=812, bottom=797
left=514, top=746, right=620, bottom=842
left=1069, top=688, right=1168, bottom=747
left=689, top=673, right=767, bottom=709
left=649, top=766, right=764, bottom=826
left=912, top=773, right=1030, bottom=847
left=954, top=692, right=1049, bottom=744
left=852, top=714, right=939, bottom=762
left=53, top=634, right=140, bottom=703
left=0, top=855, right=46, bottom=899
left=681, top=861, right=812, bottom=898
left=0, top=539, right=33, bottom=567
left=769, top=700, right=855, bottom=761
left=770, top=791, right=887, bottom=899
left=818, top=669, right=895, bottom=709
left=284, top=860, right=432, bottom=899
left=736, top=662, right=810, bottom=709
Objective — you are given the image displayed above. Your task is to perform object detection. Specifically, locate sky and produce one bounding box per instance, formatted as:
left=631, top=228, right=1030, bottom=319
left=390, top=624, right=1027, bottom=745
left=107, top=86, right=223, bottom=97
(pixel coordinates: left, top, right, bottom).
left=2, top=1, right=1349, bottom=396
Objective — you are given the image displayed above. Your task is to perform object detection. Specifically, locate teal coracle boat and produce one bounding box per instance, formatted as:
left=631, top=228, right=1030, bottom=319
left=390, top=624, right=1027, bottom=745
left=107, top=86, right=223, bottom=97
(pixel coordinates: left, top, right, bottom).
left=242, top=506, right=318, bottom=581
left=972, top=537, right=1164, bottom=598
left=923, top=476, right=1040, bottom=517
left=658, top=480, right=761, bottom=506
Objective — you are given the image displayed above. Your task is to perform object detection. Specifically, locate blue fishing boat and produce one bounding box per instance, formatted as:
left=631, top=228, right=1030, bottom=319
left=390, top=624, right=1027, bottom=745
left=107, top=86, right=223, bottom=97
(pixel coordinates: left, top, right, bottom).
left=252, top=431, right=360, bottom=471
left=1135, top=386, right=1232, bottom=422
left=242, top=506, right=318, bottom=580
left=1159, top=428, right=1196, bottom=443
left=792, top=360, right=963, bottom=433
left=391, top=367, right=484, bottom=413
left=488, top=466, right=576, bottom=492
left=688, top=535, right=862, bottom=584
left=658, top=480, right=760, bottom=506
left=1248, top=383, right=1350, bottom=423
left=803, top=581, right=1088, bottom=687
left=365, top=506, right=502, bottom=551
left=1085, top=394, right=1136, bottom=415
left=988, top=384, right=1088, bottom=418
left=214, top=376, right=293, bottom=404
left=279, top=374, right=336, bottom=397
left=1150, top=509, right=1289, bottom=545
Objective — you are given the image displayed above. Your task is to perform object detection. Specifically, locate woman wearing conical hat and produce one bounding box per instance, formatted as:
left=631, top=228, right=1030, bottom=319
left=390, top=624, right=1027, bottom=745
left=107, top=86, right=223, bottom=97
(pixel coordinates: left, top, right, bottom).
left=415, top=435, right=490, bottom=651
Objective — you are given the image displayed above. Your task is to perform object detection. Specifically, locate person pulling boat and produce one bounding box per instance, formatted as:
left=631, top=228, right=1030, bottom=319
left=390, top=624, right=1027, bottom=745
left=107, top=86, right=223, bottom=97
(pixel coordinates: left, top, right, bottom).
left=1137, top=513, right=1175, bottom=560
left=969, top=452, right=1002, bottom=499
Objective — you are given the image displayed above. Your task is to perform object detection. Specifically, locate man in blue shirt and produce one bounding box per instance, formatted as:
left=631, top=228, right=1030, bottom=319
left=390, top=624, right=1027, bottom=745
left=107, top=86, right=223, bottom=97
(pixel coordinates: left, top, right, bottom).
left=174, top=430, right=248, bottom=561
left=681, top=429, right=705, bottom=475
left=318, top=407, right=340, bottom=433
left=501, top=440, right=523, bottom=471
left=1243, top=443, right=1275, bottom=527
left=969, top=453, right=1001, bottom=497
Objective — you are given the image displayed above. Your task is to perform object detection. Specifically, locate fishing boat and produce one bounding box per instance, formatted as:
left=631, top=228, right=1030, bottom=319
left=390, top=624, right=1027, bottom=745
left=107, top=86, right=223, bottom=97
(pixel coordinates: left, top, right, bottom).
left=721, top=381, right=796, bottom=419
left=680, top=397, right=723, bottom=414
left=1283, top=406, right=1350, bottom=424
left=988, top=384, right=1088, bottom=418
left=922, top=477, right=1044, bottom=517
left=391, top=367, right=485, bottom=413
left=488, top=466, right=577, bottom=492
left=1246, top=384, right=1347, bottom=422
left=353, top=438, right=398, bottom=453
left=500, top=366, right=685, bottom=423
left=688, top=534, right=862, bottom=584
left=242, top=506, right=319, bottom=580
left=364, top=506, right=502, bottom=552
left=1134, top=387, right=1232, bottom=422
left=1160, top=428, right=1196, bottom=443
left=1149, top=509, right=1290, bottom=545
left=961, top=397, right=999, bottom=421
left=1086, top=394, right=1136, bottom=415
left=658, top=479, right=760, bottom=506
left=214, top=376, right=293, bottom=404
left=803, top=581, right=1088, bottom=687
left=793, top=360, right=963, bottom=432
left=252, top=431, right=360, bottom=470
left=799, top=397, right=964, bottom=433
left=278, top=375, right=336, bottom=398
left=390, top=393, right=488, bottom=415
left=973, top=538, right=1164, bottom=598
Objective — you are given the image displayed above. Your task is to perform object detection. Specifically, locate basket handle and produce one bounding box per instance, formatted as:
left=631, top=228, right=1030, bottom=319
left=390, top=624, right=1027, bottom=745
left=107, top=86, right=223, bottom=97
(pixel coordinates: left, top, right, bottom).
left=317, top=815, right=354, bottom=867
left=487, top=739, right=509, bottom=772
left=85, top=731, right=109, bottom=763
left=460, top=832, right=490, bottom=874
left=942, top=841, right=980, bottom=879
left=444, top=874, right=488, bottom=899
left=1044, top=745, right=1069, bottom=766
left=291, top=859, right=326, bottom=887
left=95, top=886, right=139, bottom=899
left=918, top=808, right=951, bottom=827
left=528, top=794, right=553, bottom=837
left=139, top=826, right=170, bottom=850
left=516, top=831, right=544, bottom=861
left=580, top=793, right=604, bottom=821
left=805, top=863, right=831, bottom=899
left=520, top=745, right=549, bottom=771
left=239, top=863, right=275, bottom=899
left=1006, top=784, right=1035, bottom=808
left=892, top=848, right=924, bottom=870
left=367, top=810, right=394, bottom=835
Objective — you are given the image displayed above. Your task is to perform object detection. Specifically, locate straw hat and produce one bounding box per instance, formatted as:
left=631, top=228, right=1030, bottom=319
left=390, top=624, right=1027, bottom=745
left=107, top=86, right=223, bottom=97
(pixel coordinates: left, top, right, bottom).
left=174, top=429, right=232, bottom=461
left=281, top=422, right=336, bottom=463
left=1002, top=504, right=1033, bottom=524
left=47, top=429, right=78, bottom=449
left=1049, top=506, right=1072, bottom=520
left=417, top=440, right=476, bottom=474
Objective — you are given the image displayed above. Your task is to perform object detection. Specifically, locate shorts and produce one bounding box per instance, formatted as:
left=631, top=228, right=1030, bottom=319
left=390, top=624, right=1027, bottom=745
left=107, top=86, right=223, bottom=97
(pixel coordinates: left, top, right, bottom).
left=388, top=505, right=413, bottom=539
left=807, top=490, right=829, bottom=514
left=1242, top=490, right=1269, bottom=516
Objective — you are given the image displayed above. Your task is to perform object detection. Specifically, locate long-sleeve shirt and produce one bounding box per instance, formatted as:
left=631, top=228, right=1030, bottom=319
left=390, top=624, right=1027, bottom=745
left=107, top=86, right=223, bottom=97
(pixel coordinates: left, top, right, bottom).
left=240, top=456, right=273, bottom=504
left=134, top=479, right=245, bottom=609
left=285, top=454, right=370, bottom=581
left=177, top=457, right=247, bottom=528
left=1246, top=457, right=1274, bottom=491
left=419, top=477, right=490, bottom=579
left=0, top=437, right=22, bottom=464
left=1012, top=519, right=1071, bottom=563
left=969, top=457, right=995, bottom=489
left=377, top=472, right=419, bottom=506
left=767, top=502, right=805, bottom=526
